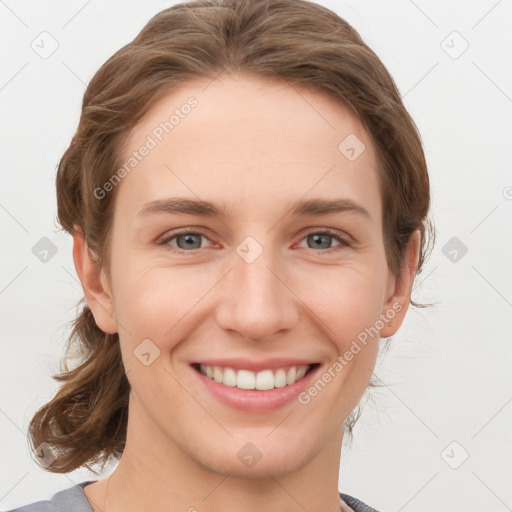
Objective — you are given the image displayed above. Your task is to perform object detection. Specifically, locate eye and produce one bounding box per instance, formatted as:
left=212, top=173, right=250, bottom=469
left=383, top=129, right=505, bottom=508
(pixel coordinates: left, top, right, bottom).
left=158, top=230, right=213, bottom=255
left=158, top=228, right=351, bottom=256
left=297, top=228, right=351, bottom=253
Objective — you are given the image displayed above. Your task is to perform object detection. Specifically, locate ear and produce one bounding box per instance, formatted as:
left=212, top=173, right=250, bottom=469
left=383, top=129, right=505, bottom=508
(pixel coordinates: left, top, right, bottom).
left=379, top=230, right=421, bottom=338
left=72, top=229, right=118, bottom=334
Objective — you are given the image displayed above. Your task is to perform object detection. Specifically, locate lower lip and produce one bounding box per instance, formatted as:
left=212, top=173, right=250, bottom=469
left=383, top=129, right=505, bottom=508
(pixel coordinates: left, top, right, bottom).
left=191, top=364, right=320, bottom=412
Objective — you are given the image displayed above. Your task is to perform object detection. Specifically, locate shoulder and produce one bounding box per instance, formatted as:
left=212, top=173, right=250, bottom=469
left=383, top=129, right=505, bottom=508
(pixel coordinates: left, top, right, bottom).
left=4, top=481, right=95, bottom=512
left=339, top=492, right=382, bottom=512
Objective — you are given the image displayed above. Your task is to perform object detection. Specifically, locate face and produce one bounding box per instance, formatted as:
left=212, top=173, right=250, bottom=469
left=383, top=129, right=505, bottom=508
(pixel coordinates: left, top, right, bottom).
left=81, top=74, right=415, bottom=479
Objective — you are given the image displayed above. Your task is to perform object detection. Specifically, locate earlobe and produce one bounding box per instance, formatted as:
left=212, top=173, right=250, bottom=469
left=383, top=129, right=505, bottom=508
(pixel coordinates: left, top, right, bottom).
left=379, top=230, right=421, bottom=338
left=72, top=229, right=118, bottom=334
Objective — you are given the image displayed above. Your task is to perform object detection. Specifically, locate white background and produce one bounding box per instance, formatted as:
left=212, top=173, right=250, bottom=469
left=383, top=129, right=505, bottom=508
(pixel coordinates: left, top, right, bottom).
left=1, top=1, right=511, bottom=510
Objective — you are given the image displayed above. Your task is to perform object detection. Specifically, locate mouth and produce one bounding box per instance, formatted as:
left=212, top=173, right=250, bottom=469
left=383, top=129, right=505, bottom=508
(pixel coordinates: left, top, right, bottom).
left=191, top=362, right=320, bottom=391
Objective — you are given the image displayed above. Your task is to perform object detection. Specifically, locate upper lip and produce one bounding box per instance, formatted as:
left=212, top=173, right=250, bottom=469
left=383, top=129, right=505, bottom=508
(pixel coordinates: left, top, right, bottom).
left=192, top=358, right=318, bottom=372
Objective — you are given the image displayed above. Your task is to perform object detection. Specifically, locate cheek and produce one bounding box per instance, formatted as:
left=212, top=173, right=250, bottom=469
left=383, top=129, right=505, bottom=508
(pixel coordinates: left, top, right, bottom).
left=293, top=264, right=386, bottom=338
left=111, top=261, right=209, bottom=344
left=117, top=277, right=177, bottom=329
left=112, top=269, right=192, bottom=389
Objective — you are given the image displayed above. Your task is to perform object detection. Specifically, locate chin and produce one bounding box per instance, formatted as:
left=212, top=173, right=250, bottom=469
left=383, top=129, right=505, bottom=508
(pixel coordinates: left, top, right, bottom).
left=187, top=436, right=316, bottom=480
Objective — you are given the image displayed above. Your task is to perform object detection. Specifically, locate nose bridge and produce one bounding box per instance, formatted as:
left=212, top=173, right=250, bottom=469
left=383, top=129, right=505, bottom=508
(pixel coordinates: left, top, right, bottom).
left=216, top=235, right=298, bottom=341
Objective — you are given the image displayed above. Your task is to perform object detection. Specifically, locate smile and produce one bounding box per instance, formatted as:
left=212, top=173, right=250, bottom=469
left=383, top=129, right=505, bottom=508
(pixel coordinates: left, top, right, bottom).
left=193, top=363, right=318, bottom=391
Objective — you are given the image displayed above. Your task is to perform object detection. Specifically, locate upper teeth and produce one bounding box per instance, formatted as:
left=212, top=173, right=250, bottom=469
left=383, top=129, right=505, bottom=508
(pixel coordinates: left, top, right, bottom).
left=199, top=364, right=311, bottom=390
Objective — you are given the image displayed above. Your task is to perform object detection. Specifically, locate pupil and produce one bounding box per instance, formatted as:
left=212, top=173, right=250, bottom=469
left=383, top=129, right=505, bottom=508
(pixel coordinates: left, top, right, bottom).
left=178, top=234, right=201, bottom=250
left=310, top=234, right=330, bottom=249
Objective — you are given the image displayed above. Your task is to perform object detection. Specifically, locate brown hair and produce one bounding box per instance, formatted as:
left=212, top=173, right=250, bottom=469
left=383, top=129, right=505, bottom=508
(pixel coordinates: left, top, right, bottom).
left=28, top=0, right=435, bottom=473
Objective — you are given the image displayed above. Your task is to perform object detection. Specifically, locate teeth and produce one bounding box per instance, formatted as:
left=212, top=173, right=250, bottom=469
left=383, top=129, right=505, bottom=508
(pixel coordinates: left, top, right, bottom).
left=198, top=364, right=312, bottom=390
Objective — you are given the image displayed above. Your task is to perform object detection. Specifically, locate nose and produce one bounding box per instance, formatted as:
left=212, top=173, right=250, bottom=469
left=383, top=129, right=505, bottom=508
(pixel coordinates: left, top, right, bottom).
left=215, top=241, right=299, bottom=342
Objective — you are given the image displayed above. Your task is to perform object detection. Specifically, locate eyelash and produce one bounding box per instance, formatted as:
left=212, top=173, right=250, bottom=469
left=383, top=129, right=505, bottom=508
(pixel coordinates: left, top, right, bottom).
left=157, top=228, right=352, bottom=256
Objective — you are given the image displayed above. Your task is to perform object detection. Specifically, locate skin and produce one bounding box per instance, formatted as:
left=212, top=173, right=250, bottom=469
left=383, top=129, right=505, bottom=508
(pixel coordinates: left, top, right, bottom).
left=75, top=73, right=420, bottom=512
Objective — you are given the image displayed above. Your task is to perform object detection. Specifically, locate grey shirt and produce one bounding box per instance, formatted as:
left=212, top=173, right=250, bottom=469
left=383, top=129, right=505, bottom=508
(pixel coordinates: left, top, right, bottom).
left=5, top=480, right=381, bottom=512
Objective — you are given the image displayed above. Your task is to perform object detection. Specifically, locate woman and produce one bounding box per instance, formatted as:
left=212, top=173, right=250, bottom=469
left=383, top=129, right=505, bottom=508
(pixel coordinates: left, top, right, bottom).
left=9, top=0, right=433, bottom=511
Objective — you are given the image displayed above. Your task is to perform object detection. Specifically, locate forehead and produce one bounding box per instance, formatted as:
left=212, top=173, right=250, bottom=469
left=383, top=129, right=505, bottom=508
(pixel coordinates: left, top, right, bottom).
left=116, top=73, right=382, bottom=224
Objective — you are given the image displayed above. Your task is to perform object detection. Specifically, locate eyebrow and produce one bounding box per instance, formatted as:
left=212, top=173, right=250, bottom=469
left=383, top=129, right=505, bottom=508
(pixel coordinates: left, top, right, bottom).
left=138, top=197, right=372, bottom=222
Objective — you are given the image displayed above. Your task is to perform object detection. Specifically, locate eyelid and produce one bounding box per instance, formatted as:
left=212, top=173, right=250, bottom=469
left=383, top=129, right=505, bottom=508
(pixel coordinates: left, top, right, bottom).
left=157, top=228, right=215, bottom=248
left=294, top=227, right=352, bottom=250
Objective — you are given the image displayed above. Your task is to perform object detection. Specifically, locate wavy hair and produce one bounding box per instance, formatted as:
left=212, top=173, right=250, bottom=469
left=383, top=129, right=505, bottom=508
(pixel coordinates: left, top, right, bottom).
left=28, top=0, right=435, bottom=473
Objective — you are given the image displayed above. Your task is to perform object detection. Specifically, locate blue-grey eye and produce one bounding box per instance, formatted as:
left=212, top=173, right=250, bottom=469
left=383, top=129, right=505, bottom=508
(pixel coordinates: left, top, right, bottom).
left=307, top=233, right=336, bottom=250
left=175, top=233, right=203, bottom=250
